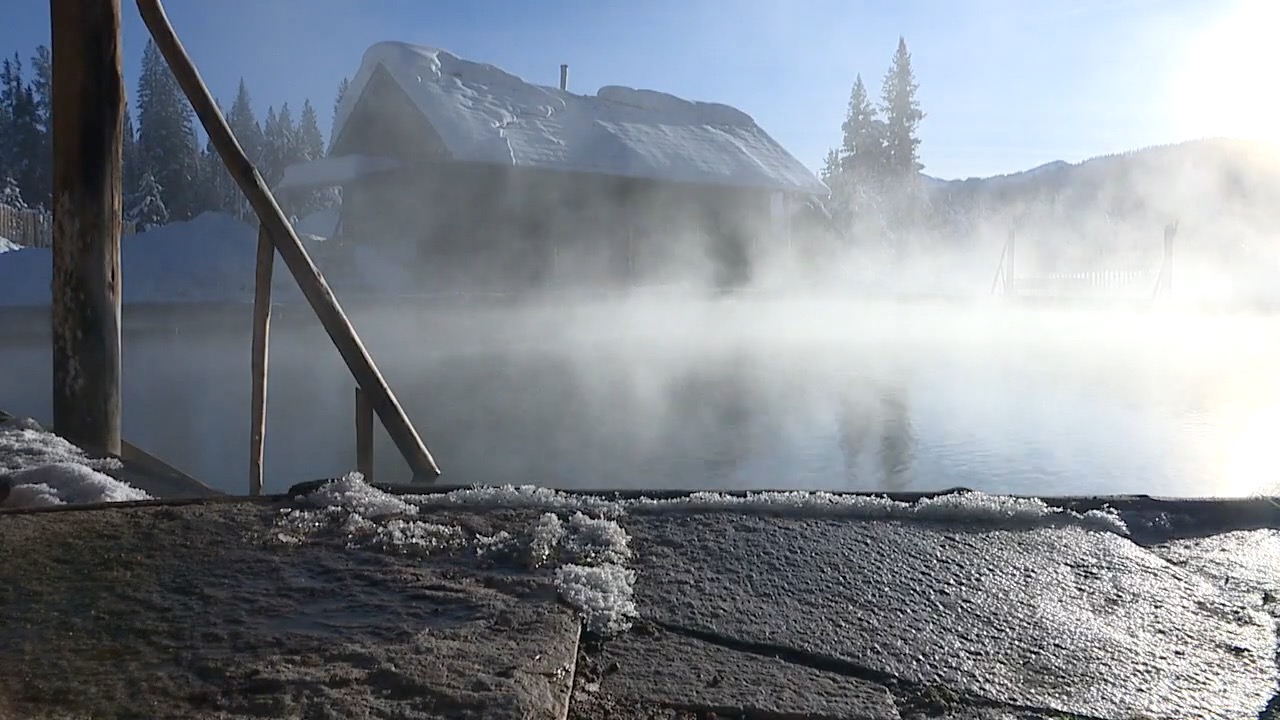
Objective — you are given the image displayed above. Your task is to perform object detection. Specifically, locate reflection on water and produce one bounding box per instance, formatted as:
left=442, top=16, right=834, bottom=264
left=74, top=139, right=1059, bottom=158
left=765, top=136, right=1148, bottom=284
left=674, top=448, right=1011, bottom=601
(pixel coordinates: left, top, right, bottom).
left=1, top=299, right=1277, bottom=497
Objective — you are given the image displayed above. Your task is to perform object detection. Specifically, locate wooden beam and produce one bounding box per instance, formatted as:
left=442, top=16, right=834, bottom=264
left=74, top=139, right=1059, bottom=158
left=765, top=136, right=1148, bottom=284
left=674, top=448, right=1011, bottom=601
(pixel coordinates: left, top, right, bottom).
left=135, top=0, right=440, bottom=480
left=50, top=0, right=124, bottom=456
left=355, top=386, right=373, bottom=483
left=249, top=225, right=273, bottom=496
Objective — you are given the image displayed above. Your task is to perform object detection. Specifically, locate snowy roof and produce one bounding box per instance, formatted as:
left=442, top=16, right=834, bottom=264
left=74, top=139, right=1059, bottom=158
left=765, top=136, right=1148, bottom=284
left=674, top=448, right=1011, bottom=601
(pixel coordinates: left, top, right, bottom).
left=330, top=42, right=827, bottom=195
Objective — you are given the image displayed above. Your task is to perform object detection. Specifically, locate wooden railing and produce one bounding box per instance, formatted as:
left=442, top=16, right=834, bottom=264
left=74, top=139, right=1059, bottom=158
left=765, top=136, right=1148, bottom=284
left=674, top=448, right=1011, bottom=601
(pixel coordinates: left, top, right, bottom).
left=135, top=0, right=440, bottom=494
left=992, top=223, right=1177, bottom=301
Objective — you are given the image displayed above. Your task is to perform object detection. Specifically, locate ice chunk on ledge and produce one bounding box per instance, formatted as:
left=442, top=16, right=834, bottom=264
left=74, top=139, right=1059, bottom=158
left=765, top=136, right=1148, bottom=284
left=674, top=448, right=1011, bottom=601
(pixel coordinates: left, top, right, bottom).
left=626, top=489, right=1129, bottom=535
left=407, top=484, right=624, bottom=517
left=303, top=472, right=419, bottom=518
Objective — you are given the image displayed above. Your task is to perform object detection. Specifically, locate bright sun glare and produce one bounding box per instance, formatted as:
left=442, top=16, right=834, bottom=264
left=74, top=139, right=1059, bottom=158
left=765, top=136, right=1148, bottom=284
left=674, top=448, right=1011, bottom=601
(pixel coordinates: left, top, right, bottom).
left=1170, top=0, right=1280, bottom=144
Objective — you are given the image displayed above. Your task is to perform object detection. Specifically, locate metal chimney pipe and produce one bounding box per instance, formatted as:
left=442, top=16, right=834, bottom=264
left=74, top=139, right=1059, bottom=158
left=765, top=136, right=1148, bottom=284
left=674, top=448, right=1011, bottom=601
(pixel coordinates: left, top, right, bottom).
left=559, top=64, right=569, bottom=91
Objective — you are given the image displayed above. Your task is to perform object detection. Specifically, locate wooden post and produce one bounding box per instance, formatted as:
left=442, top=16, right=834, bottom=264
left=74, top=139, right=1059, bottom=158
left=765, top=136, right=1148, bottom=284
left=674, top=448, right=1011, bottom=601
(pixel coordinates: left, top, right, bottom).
left=248, top=225, right=273, bottom=495
left=355, top=386, right=373, bottom=483
left=50, top=0, right=124, bottom=456
left=1006, top=228, right=1015, bottom=293
left=136, top=0, right=440, bottom=480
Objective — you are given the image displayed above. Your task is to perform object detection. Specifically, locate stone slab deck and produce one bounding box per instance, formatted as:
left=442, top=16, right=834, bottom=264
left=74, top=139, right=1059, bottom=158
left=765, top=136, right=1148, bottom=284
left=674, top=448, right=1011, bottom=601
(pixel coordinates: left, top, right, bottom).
left=2, top=493, right=1280, bottom=719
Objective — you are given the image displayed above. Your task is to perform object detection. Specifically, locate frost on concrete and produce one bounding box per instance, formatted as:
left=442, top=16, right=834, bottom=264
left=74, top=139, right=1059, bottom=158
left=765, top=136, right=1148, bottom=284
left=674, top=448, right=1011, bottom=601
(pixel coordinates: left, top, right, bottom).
left=1, top=417, right=149, bottom=509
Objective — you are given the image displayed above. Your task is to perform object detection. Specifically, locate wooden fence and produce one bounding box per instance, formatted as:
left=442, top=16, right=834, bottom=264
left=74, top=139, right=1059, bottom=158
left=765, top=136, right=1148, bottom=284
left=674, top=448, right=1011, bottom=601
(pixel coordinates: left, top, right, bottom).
left=0, top=204, right=136, bottom=248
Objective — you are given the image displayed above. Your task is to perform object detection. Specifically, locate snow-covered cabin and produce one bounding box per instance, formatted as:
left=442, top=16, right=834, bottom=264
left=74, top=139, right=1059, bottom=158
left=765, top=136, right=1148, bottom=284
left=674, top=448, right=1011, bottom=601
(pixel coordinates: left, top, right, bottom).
left=279, top=42, right=827, bottom=291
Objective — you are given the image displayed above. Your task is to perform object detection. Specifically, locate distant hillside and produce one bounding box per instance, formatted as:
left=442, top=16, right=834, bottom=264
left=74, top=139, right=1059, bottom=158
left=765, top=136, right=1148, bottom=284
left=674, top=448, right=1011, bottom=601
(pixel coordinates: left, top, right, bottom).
left=924, top=139, right=1280, bottom=272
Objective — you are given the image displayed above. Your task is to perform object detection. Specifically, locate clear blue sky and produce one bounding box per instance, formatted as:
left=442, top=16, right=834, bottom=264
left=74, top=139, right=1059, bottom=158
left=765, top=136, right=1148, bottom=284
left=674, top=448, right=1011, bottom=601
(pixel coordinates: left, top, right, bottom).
left=1, top=0, right=1272, bottom=179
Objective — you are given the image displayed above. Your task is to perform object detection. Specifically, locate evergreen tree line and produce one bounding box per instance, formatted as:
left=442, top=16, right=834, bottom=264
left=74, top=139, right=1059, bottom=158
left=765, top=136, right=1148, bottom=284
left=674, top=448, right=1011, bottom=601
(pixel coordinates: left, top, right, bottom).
left=820, top=37, right=927, bottom=248
left=0, top=40, right=345, bottom=230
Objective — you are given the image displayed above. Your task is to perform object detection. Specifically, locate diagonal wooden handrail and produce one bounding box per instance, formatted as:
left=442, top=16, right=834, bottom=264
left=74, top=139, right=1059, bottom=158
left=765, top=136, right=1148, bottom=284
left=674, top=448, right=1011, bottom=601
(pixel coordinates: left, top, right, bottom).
left=135, top=0, right=440, bottom=481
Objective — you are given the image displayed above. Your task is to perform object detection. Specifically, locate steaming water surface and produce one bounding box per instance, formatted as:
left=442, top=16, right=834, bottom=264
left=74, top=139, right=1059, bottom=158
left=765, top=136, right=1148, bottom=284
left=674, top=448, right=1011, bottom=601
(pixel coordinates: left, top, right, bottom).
left=2, top=297, right=1277, bottom=497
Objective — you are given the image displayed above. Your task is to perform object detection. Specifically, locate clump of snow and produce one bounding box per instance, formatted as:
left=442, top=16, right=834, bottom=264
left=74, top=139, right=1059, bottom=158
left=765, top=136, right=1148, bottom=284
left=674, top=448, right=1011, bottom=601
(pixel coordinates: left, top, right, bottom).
left=3, top=463, right=150, bottom=508
left=527, top=512, right=565, bottom=568
left=1, top=415, right=123, bottom=477
left=370, top=517, right=464, bottom=552
left=0, top=424, right=151, bottom=508
left=0, top=236, right=19, bottom=254
left=563, top=512, right=631, bottom=566
left=554, top=563, right=638, bottom=636
left=303, top=472, right=419, bottom=518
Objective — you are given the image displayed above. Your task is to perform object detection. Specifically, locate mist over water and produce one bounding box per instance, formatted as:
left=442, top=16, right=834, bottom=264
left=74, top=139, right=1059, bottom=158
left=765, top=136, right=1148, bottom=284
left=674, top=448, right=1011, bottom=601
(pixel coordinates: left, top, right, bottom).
left=4, top=292, right=1278, bottom=498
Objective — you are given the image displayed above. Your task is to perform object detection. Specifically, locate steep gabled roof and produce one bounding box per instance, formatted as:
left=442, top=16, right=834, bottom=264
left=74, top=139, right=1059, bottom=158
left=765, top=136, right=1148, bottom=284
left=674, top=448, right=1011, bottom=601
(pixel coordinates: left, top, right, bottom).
left=329, top=42, right=827, bottom=195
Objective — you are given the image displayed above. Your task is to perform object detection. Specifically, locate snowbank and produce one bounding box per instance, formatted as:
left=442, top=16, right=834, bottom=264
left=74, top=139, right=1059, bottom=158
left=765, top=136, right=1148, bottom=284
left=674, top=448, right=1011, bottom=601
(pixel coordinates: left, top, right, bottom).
left=0, top=236, right=18, bottom=254
left=0, top=211, right=414, bottom=307
left=0, top=416, right=151, bottom=509
left=332, top=42, right=826, bottom=195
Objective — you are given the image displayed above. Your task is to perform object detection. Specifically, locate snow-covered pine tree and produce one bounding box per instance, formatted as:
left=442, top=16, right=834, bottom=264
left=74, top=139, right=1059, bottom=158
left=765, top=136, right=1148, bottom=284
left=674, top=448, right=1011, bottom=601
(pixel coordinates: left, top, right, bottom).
left=262, top=102, right=299, bottom=188
left=200, top=127, right=239, bottom=216
left=1, top=175, right=26, bottom=209
left=333, top=77, right=349, bottom=128
left=126, top=171, right=169, bottom=231
left=26, top=46, right=51, bottom=208
left=879, top=37, right=925, bottom=178
left=136, top=39, right=200, bottom=221
left=122, top=103, right=139, bottom=198
left=877, top=36, right=928, bottom=245
left=228, top=79, right=264, bottom=165
left=0, top=54, right=43, bottom=209
left=292, top=99, right=336, bottom=214
left=841, top=74, right=886, bottom=180
left=223, top=79, right=262, bottom=220
left=260, top=105, right=281, bottom=185
left=820, top=148, right=841, bottom=184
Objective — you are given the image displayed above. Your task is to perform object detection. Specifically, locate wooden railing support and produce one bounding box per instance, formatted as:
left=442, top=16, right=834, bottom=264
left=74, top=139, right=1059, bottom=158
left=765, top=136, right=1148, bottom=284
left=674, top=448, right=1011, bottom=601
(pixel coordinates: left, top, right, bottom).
left=355, top=386, right=373, bottom=483
left=135, top=0, right=440, bottom=481
left=249, top=225, right=273, bottom=495
left=50, top=0, right=124, bottom=456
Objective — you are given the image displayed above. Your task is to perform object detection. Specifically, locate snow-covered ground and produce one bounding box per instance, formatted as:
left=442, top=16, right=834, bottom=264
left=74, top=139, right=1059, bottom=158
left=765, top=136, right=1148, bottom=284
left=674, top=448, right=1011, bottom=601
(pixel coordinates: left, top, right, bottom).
left=0, top=211, right=415, bottom=307
left=1, top=416, right=151, bottom=508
